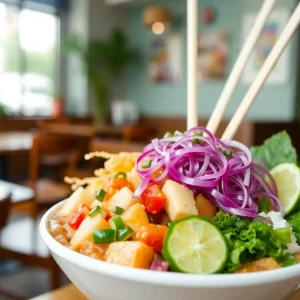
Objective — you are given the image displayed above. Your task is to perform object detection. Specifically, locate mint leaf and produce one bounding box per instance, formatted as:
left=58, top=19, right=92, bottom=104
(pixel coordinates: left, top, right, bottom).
left=251, top=131, right=297, bottom=170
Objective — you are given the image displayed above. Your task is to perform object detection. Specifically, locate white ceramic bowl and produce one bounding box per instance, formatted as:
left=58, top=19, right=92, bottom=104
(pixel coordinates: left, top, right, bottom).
left=40, top=201, right=300, bottom=300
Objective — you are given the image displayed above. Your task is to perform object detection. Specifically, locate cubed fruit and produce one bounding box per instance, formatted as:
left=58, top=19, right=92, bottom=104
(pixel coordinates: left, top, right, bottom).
left=127, top=168, right=143, bottom=190
left=108, top=187, right=140, bottom=211
left=70, top=214, right=110, bottom=248
left=195, top=194, right=217, bottom=219
left=162, top=180, right=198, bottom=221
left=121, top=203, right=149, bottom=232
left=60, top=187, right=94, bottom=217
left=235, top=258, right=281, bottom=273
left=294, top=253, right=300, bottom=262
left=104, top=241, right=154, bottom=269
left=134, top=224, right=168, bottom=253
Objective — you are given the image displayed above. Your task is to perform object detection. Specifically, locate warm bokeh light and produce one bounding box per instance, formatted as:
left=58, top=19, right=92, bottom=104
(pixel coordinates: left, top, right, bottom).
left=152, top=22, right=165, bottom=34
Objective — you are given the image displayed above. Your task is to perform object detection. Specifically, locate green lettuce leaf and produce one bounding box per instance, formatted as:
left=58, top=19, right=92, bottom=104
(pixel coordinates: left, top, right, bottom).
left=277, top=252, right=298, bottom=267
left=250, top=131, right=297, bottom=170
left=211, top=212, right=288, bottom=273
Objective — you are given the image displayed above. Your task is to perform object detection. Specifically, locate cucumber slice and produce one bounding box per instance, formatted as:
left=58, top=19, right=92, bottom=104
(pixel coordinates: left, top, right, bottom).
left=109, top=216, right=125, bottom=230
left=162, top=216, right=227, bottom=274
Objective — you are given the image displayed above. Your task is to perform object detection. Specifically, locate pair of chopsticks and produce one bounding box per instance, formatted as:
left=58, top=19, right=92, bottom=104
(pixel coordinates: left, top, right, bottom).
left=204, top=0, right=300, bottom=140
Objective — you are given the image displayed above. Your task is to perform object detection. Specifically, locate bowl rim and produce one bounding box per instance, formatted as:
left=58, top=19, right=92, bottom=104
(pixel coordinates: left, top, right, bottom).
left=40, top=201, right=300, bottom=288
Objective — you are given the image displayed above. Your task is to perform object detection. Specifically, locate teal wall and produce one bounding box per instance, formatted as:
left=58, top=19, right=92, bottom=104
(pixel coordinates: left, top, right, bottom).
left=126, top=0, right=298, bottom=121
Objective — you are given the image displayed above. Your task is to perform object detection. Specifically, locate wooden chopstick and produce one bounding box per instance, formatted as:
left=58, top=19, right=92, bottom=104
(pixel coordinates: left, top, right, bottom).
left=222, top=2, right=300, bottom=140
left=206, top=0, right=276, bottom=135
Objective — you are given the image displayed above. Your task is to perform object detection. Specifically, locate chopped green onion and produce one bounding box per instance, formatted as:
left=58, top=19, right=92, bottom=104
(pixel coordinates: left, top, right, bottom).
left=112, top=206, right=124, bottom=215
left=117, top=227, right=134, bottom=241
left=96, top=189, right=106, bottom=202
left=141, top=159, right=152, bottom=169
left=114, top=172, right=127, bottom=179
left=93, top=229, right=116, bottom=244
left=109, top=216, right=125, bottom=231
left=163, top=132, right=173, bottom=138
left=274, top=227, right=291, bottom=243
left=216, top=146, right=223, bottom=152
left=224, top=150, right=233, bottom=158
left=174, top=130, right=184, bottom=136
left=167, top=221, right=172, bottom=227
left=194, top=130, right=203, bottom=136
left=89, top=206, right=100, bottom=218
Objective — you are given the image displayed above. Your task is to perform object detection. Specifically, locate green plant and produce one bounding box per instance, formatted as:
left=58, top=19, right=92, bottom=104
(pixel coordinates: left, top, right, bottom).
left=0, top=103, right=9, bottom=117
left=64, top=28, right=137, bottom=122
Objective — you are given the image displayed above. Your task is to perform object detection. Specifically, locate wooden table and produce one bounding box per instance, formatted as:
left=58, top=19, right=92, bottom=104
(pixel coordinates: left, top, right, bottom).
left=30, top=285, right=86, bottom=300
left=0, top=131, right=32, bottom=180
left=0, top=131, right=32, bottom=155
left=0, top=179, right=34, bottom=204
left=43, top=123, right=123, bottom=139
left=29, top=283, right=300, bottom=300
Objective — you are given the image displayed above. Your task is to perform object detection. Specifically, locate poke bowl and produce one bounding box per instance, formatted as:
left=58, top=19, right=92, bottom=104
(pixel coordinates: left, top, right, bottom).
left=40, top=128, right=300, bottom=300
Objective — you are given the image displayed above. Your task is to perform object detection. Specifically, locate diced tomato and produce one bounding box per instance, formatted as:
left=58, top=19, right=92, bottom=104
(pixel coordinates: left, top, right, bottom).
left=152, top=168, right=168, bottom=188
left=105, top=212, right=112, bottom=222
left=141, top=184, right=166, bottom=214
left=135, top=224, right=168, bottom=253
left=104, top=178, right=133, bottom=200
left=68, top=205, right=89, bottom=230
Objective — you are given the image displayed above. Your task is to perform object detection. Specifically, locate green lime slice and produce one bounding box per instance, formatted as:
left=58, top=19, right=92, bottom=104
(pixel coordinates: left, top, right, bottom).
left=270, top=163, right=300, bottom=215
left=162, top=216, right=228, bottom=274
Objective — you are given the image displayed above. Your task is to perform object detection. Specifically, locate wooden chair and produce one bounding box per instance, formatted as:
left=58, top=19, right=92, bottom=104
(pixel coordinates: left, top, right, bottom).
left=86, top=139, right=145, bottom=171
left=0, top=136, right=75, bottom=294
left=27, top=134, right=77, bottom=216
left=90, top=138, right=145, bottom=153
left=0, top=193, right=59, bottom=298
left=122, top=123, right=157, bottom=143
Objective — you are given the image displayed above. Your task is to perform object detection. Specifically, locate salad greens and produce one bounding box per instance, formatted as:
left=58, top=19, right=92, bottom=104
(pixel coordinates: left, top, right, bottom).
left=210, top=211, right=295, bottom=272
left=251, top=131, right=297, bottom=170
left=286, top=211, right=300, bottom=244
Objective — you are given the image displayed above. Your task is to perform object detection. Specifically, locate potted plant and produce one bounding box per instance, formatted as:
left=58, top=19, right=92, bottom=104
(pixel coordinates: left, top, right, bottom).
left=64, top=29, right=137, bottom=123
left=0, top=103, right=9, bottom=118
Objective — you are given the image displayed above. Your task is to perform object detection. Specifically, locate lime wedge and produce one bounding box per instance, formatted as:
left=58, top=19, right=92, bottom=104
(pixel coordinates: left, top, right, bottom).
left=162, top=216, right=227, bottom=274
left=270, top=163, right=300, bottom=216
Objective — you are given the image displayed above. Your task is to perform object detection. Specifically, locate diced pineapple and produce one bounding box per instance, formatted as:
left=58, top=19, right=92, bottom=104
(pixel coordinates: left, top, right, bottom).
left=70, top=214, right=110, bottom=248
left=162, top=179, right=198, bottom=221
left=121, top=203, right=149, bottom=232
left=85, top=181, right=104, bottom=199
left=235, top=258, right=281, bottom=273
left=127, top=168, right=142, bottom=190
left=105, top=241, right=154, bottom=269
left=90, top=199, right=103, bottom=209
left=107, top=187, right=140, bottom=212
left=195, top=194, right=217, bottom=218
left=60, top=187, right=94, bottom=217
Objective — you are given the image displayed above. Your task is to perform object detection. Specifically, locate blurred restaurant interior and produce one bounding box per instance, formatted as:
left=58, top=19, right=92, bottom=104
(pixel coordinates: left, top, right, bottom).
left=0, top=0, right=299, bottom=298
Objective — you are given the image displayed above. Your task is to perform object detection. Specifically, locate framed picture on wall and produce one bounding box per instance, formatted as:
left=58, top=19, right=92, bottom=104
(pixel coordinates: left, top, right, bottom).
left=241, top=9, right=290, bottom=84
left=197, top=31, right=229, bottom=82
left=148, top=34, right=182, bottom=84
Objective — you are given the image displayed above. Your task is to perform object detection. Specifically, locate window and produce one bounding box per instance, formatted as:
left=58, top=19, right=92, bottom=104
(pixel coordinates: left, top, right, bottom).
left=0, top=1, right=59, bottom=116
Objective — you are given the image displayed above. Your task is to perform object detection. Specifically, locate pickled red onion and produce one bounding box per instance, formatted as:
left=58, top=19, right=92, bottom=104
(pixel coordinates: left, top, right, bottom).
left=134, top=127, right=283, bottom=220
